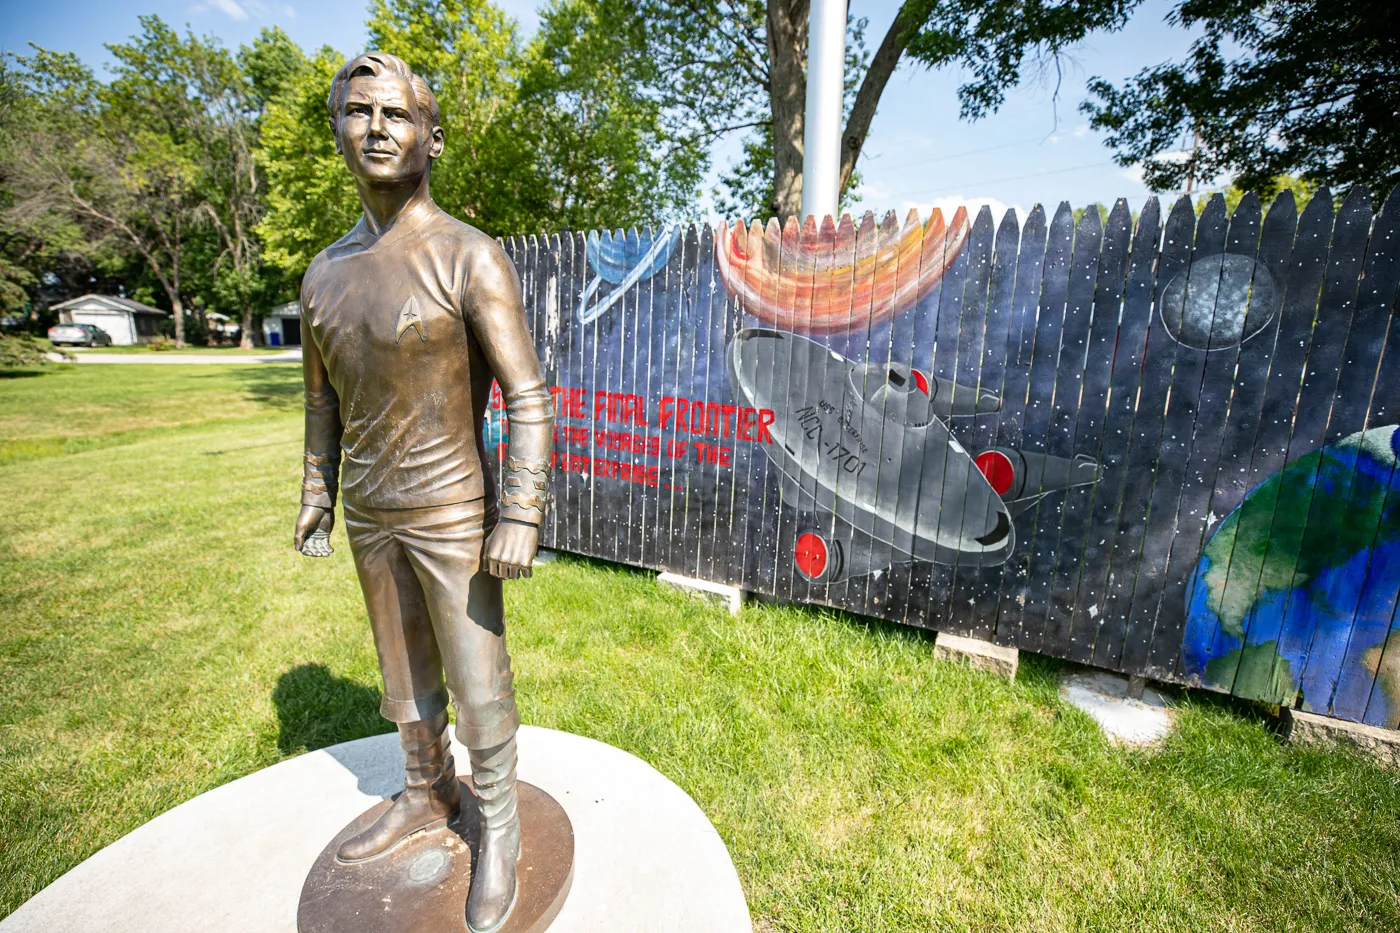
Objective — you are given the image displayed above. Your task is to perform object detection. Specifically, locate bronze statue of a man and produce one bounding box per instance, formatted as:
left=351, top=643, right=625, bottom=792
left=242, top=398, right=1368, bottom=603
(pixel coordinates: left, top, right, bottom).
left=293, top=51, right=553, bottom=933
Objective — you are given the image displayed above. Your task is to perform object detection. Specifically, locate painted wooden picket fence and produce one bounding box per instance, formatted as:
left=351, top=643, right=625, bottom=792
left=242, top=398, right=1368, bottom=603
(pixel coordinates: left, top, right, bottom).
left=494, top=187, right=1400, bottom=727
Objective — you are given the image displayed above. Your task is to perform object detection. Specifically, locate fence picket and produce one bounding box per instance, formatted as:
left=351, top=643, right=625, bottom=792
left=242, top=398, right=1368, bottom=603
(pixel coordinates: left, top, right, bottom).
left=1323, top=187, right=1400, bottom=722
left=950, top=208, right=1023, bottom=641
left=1121, top=195, right=1231, bottom=674
left=880, top=209, right=944, bottom=625
left=999, top=201, right=1074, bottom=646
left=1044, top=200, right=1133, bottom=659
left=978, top=206, right=1048, bottom=644
left=1069, top=199, right=1162, bottom=664
left=1270, top=187, right=1377, bottom=711
left=936, top=205, right=998, bottom=634
left=1092, top=195, right=1196, bottom=670
left=842, top=211, right=885, bottom=616
left=902, top=208, right=972, bottom=632
left=1021, top=205, right=1104, bottom=654
left=1206, top=192, right=1336, bottom=695
left=1147, top=194, right=1265, bottom=677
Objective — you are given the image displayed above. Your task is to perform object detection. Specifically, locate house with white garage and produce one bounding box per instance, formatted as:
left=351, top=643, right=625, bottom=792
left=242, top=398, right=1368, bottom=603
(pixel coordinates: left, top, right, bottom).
left=51, top=294, right=168, bottom=346
left=262, top=301, right=302, bottom=347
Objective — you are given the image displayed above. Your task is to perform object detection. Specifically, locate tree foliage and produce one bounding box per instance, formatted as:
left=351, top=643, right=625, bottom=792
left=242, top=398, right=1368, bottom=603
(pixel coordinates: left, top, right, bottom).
left=6, top=36, right=205, bottom=343
left=255, top=46, right=361, bottom=276
left=643, top=0, right=1142, bottom=220
left=3, top=1, right=705, bottom=335
left=1083, top=0, right=1400, bottom=196
left=256, top=0, right=702, bottom=278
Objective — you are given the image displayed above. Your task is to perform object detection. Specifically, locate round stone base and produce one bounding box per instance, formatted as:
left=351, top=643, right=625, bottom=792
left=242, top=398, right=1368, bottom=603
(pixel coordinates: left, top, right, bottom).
left=298, top=780, right=573, bottom=933
left=0, top=726, right=749, bottom=933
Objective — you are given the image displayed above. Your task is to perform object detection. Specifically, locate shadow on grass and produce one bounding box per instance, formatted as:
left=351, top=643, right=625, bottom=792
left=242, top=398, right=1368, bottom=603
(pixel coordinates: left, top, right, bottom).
left=0, top=369, right=47, bottom=379
left=217, top=364, right=304, bottom=412
left=272, top=662, right=393, bottom=755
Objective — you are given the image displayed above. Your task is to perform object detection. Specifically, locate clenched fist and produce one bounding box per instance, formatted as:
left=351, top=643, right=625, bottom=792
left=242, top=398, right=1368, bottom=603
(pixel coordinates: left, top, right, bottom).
left=484, top=520, right=539, bottom=579
left=294, top=505, right=335, bottom=557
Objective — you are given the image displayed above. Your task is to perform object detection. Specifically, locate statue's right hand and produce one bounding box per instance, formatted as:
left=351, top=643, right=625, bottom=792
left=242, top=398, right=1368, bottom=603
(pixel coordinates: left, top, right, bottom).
left=294, top=505, right=335, bottom=557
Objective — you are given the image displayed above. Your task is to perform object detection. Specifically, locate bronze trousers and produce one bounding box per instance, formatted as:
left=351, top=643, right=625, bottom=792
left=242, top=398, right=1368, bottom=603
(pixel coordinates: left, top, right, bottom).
left=343, top=498, right=520, bottom=749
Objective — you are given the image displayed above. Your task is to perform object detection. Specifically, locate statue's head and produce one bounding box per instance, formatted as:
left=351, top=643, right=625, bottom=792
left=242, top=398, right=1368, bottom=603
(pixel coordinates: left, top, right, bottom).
left=327, top=52, right=444, bottom=187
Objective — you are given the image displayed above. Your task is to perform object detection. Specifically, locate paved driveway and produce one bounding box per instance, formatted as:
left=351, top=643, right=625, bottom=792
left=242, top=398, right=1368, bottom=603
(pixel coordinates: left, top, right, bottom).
left=50, top=350, right=302, bottom=364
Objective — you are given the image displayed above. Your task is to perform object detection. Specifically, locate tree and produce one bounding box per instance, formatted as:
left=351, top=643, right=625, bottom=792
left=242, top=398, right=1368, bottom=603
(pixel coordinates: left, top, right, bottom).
left=257, top=0, right=703, bottom=275
left=255, top=46, right=362, bottom=276
left=105, top=19, right=271, bottom=347
left=366, top=0, right=536, bottom=232
left=368, top=0, right=701, bottom=233
left=6, top=43, right=204, bottom=345
left=643, top=0, right=1143, bottom=220
left=513, top=0, right=705, bottom=230
left=1083, top=0, right=1400, bottom=197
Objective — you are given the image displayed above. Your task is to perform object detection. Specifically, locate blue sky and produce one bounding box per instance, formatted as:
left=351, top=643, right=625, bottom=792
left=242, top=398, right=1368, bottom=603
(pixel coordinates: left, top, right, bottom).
left=3, top=0, right=1202, bottom=222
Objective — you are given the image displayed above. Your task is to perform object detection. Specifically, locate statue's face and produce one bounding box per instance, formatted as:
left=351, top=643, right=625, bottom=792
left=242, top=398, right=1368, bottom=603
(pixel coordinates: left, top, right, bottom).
left=336, top=74, right=443, bottom=185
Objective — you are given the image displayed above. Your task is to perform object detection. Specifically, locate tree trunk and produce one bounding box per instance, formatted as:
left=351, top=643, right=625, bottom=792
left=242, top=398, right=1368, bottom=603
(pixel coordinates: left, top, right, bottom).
left=171, top=295, right=185, bottom=347
left=767, top=0, right=810, bottom=222
left=838, top=8, right=912, bottom=196
left=764, top=0, right=914, bottom=222
left=240, top=302, right=255, bottom=349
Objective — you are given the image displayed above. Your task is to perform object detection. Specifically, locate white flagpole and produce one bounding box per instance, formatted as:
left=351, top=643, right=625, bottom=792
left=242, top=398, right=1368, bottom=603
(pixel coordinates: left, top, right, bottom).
left=800, top=0, right=848, bottom=223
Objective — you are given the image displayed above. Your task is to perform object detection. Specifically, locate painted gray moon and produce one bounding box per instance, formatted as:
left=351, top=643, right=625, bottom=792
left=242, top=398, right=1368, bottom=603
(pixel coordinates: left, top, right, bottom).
left=1160, top=253, right=1278, bottom=351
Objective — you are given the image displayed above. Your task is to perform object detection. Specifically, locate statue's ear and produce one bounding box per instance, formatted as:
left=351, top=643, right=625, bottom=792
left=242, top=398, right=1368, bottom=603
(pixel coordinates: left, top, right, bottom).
left=428, top=124, right=445, bottom=160
left=330, top=116, right=343, bottom=155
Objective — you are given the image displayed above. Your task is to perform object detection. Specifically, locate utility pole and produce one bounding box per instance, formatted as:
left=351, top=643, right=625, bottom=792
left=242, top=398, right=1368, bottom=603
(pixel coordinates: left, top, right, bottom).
left=799, top=0, right=847, bottom=223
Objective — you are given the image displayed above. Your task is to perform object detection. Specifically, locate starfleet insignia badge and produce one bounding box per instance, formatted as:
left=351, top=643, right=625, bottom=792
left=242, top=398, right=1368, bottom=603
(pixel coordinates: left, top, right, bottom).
left=395, top=295, right=427, bottom=344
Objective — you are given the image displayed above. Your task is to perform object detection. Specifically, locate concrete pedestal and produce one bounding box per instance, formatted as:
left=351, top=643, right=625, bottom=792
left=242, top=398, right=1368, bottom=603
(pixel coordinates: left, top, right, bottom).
left=1, top=727, right=749, bottom=933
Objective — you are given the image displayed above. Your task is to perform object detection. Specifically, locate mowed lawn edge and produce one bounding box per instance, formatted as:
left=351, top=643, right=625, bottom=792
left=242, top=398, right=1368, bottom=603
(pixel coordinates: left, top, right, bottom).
left=2, top=364, right=1398, bottom=931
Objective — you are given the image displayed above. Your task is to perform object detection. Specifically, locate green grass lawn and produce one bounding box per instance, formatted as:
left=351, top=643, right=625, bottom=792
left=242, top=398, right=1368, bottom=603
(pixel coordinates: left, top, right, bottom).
left=2, top=364, right=1398, bottom=931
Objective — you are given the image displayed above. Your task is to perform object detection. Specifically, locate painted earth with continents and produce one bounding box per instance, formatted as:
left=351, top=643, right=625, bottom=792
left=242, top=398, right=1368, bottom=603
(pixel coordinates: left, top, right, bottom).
left=1182, top=425, right=1400, bottom=727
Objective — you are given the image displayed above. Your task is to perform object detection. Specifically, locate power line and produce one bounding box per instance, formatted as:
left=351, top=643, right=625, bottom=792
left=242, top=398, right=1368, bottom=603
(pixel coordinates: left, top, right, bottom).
left=896, top=160, right=1122, bottom=199
left=865, top=135, right=1049, bottom=174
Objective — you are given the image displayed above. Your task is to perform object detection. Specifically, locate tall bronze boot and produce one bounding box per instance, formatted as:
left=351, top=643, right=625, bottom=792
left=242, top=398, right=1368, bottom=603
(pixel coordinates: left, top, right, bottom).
left=336, top=710, right=461, bottom=862
left=465, top=735, right=520, bottom=933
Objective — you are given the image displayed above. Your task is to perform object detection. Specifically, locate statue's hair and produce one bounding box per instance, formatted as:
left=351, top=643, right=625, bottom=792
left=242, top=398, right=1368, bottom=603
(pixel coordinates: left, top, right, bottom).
left=326, top=52, right=440, bottom=132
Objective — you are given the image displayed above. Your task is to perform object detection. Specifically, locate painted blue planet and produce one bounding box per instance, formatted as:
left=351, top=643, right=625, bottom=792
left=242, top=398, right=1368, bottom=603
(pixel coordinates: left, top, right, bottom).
left=1181, top=425, right=1400, bottom=726
left=578, top=225, right=681, bottom=324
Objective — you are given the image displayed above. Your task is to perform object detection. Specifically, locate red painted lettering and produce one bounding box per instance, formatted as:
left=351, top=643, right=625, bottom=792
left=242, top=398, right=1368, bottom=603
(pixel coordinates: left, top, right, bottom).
left=757, top=409, right=776, bottom=443
left=738, top=408, right=756, bottom=441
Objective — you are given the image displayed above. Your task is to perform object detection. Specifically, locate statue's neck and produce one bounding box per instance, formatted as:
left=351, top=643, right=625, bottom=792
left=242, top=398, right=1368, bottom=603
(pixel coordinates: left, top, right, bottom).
left=357, top=170, right=434, bottom=238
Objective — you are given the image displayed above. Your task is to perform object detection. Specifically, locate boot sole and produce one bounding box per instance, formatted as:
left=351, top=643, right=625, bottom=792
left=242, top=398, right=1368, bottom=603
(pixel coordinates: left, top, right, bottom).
left=334, top=813, right=454, bottom=864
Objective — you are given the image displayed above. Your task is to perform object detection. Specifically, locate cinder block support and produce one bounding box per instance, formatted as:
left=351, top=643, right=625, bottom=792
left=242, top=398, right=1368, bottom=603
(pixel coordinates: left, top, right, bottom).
left=657, top=572, right=745, bottom=616
left=1283, top=708, right=1400, bottom=769
left=933, top=632, right=1019, bottom=680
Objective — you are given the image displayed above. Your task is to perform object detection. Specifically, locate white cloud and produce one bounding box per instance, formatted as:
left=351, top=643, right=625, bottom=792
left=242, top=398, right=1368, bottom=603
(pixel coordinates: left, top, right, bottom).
left=207, top=0, right=249, bottom=19
left=1073, top=123, right=1091, bottom=138
left=191, top=0, right=294, bottom=21
left=856, top=181, right=892, bottom=202
left=1119, top=165, right=1146, bottom=185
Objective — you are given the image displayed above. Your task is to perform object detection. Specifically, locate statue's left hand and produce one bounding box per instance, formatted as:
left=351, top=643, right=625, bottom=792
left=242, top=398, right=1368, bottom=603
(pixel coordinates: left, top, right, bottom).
left=484, top=520, right=540, bottom=579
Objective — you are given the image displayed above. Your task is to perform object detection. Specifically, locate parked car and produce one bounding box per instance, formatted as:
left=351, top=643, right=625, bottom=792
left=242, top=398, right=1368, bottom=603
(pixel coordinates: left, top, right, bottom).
left=48, top=323, right=113, bottom=347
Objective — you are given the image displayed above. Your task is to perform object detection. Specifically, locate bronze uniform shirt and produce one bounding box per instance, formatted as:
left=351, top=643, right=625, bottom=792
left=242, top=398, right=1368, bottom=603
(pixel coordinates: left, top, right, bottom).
left=299, top=200, right=553, bottom=518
